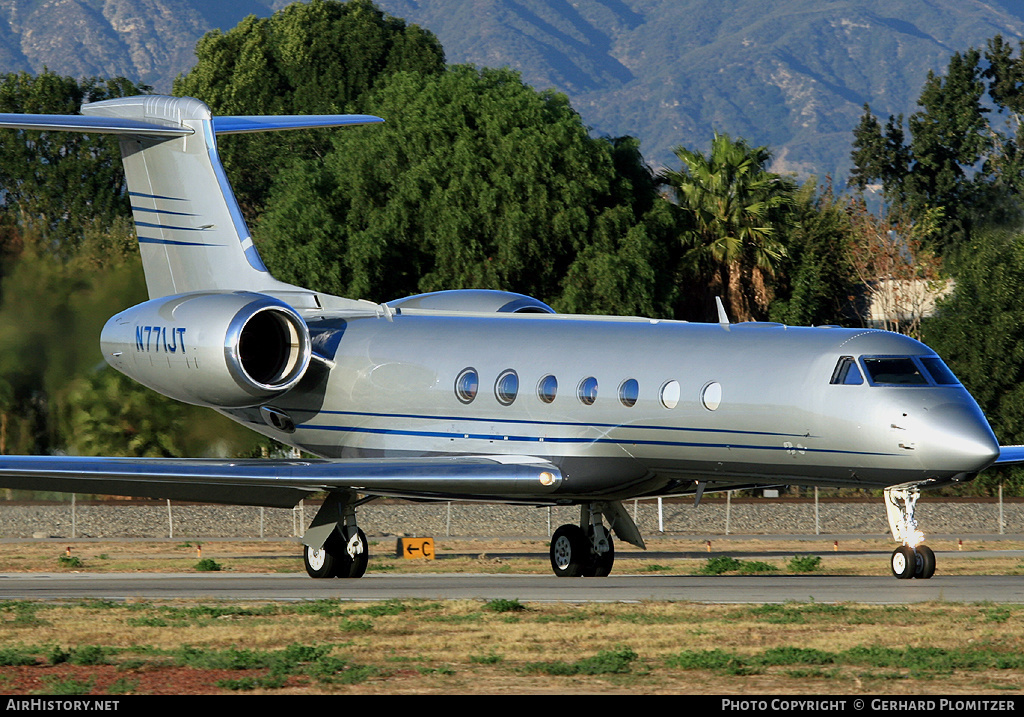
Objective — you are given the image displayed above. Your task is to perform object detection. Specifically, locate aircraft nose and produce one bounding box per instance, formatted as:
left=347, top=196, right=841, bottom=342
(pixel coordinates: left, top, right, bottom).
left=921, top=402, right=999, bottom=472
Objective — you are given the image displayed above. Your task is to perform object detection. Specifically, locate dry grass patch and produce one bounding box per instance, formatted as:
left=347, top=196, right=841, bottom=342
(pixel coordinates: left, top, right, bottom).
left=1, top=599, right=1024, bottom=694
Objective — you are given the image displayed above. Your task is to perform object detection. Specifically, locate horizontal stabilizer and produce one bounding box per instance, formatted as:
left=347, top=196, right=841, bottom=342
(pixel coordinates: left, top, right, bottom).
left=0, top=110, right=383, bottom=137
left=0, top=454, right=563, bottom=508
left=0, top=113, right=190, bottom=137
left=213, top=114, right=383, bottom=134
left=994, top=445, right=1024, bottom=465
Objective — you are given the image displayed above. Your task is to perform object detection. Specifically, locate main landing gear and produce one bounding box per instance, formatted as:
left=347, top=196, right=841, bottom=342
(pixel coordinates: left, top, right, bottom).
left=550, top=523, right=614, bottom=577
left=302, top=491, right=371, bottom=579
left=549, top=502, right=645, bottom=577
left=303, top=526, right=369, bottom=579
left=885, top=483, right=936, bottom=579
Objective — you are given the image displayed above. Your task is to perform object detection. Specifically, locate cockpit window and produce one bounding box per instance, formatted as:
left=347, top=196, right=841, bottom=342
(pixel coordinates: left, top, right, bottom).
left=830, top=356, right=863, bottom=385
left=862, top=357, right=928, bottom=385
left=920, top=357, right=960, bottom=385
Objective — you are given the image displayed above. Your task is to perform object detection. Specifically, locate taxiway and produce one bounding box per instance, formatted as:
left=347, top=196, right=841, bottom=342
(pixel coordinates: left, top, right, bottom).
left=2, top=571, right=1023, bottom=603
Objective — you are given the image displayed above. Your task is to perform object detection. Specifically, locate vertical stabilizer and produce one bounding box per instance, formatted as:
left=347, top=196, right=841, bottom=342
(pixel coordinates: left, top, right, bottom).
left=82, top=96, right=292, bottom=299
left=0, top=95, right=381, bottom=302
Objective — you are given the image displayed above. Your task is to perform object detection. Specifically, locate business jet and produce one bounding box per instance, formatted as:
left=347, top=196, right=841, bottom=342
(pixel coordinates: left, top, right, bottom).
left=0, top=95, right=1016, bottom=581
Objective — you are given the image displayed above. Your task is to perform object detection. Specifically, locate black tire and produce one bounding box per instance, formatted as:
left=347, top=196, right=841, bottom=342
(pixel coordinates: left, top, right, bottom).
left=336, top=527, right=369, bottom=579
left=583, top=528, right=614, bottom=577
left=550, top=524, right=589, bottom=577
left=304, top=538, right=340, bottom=579
left=891, top=545, right=916, bottom=579
left=914, top=544, right=936, bottom=579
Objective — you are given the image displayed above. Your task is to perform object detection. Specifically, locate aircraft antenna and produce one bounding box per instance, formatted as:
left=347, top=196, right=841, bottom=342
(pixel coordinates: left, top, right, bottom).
left=715, top=297, right=731, bottom=324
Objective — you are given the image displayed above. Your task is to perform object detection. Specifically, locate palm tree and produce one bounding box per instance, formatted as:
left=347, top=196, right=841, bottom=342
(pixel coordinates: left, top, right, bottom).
left=661, top=133, right=795, bottom=321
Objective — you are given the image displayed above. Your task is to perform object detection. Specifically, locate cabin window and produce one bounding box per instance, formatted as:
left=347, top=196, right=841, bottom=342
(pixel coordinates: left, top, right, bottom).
left=578, top=376, right=599, bottom=405
left=862, top=357, right=928, bottom=385
left=537, top=374, right=558, bottom=404
left=830, top=356, right=863, bottom=385
left=660, top=380, right=680, bottom=409
left=455, top=368, right=479, bottom=404
left=619, top=378, right=639, bottom=407
left=920, top=357, right=960, bottom=385
left=701, top=381, right=722, bottom=411
left=495, top=369, right=519, bottom=406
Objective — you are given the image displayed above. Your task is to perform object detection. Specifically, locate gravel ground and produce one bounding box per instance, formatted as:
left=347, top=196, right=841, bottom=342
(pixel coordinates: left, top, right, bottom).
left=0, top=498, right=1021, bottom=540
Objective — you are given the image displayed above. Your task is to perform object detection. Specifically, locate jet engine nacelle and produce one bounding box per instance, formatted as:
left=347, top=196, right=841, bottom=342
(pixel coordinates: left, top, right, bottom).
left=100, top=292, right=312, bottom=408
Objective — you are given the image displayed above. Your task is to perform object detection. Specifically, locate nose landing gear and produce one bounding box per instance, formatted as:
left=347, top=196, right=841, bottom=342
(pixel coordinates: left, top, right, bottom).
left=890, top=542, right=936, bottom=579
left=885, top=482, right=936, bottom=579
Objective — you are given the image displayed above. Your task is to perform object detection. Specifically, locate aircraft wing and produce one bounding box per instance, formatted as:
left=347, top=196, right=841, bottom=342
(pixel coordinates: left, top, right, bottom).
left=0, top=454, right=562, bottom=508
left=993, top=445, right=1024, bottom=466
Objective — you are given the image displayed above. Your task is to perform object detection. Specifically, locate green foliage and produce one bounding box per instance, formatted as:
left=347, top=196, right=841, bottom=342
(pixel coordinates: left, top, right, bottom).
left=484, top=598, right=527, bottom=613
left=922, top=229, right=1024, bottom=494
left=523, top=646, right=638, bottom=676
left=736, top=560, right=779, bottom=574
left=698, top=555, right=743, bottom=575
left=788, top=555, right=823, bottom=573
left=217, top=674, right=288, bottom=691
left=257, top=64, right=664, bottom=311
left=0, top=645, right=39, bottom=666
left=850, top=36, right=1024, bottom=247
left=769, top=180, right=858, bottom=327
left=57, top=554, right=83, bottom=569
left=37, top=676, right=94, bottom=695
left=667, top=643, right=1024, bottom=676
left=193, top=558, right=222, bottom=572
left=174, top=0, right=446, bottom=215
left=0, top=71, right=147, bottom=254
left=660, top=132, right=797, bottom=321
left=68, top=644, right=108, bottom=666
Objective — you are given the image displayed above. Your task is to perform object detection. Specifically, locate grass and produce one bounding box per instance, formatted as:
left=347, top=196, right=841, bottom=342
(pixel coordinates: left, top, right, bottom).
left=0, top=538, right=1023, bottom=693
left=1, top=599, right=1023, bottom=694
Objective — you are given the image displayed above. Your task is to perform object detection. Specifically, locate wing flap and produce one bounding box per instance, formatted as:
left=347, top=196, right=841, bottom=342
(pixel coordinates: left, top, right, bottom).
left=0, top=455, right=563, bottom=508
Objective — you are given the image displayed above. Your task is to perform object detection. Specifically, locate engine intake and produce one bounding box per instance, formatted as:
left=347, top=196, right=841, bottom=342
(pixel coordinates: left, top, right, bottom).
left=101, top=292, right=312, bottom=408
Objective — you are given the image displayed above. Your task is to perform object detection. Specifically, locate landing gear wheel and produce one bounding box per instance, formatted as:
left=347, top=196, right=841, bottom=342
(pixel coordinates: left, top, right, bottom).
left=583, top=528, right=614, bottom=577
left=914, top=544, right=936, bottom=580
left=304, top=540, right=339, bottom=579
left=550, top=524, right=589, bottom=577
left=336, top=528, right=369, bottom=579
left=304, top=528, right=368, bottom=579
left=891, top=545, right=916, bottom=579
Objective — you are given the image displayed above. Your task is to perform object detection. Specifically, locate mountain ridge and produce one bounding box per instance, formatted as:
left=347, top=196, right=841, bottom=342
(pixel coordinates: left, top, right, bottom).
left=0, top=0, right=1022, bottom=179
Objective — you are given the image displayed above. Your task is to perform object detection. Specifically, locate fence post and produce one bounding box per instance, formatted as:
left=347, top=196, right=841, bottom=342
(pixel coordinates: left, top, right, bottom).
left=725, top=491, right=731, bottom=535
left=815, top=487, right=820, bottom=535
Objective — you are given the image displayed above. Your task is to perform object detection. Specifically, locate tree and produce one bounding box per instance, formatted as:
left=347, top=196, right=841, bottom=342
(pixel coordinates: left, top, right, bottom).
left=768, top=179, right=859, bottom=328
left=845, top=201, right=945, bottom=340
left=0, top=71, right=148, bottom=256
left=255, top=65, right=666, bottom=309
left=659, top=133, right=796, bottom=322
left=849, top=42, right=1024, bottom=248
left=173, top=0, right=446, bottom=217
left=922, top=229, right=1024, bottom=495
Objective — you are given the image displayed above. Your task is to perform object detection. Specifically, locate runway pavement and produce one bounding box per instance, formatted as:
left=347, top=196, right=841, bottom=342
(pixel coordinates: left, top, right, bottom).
left=2, top=570, right=1023, bottom=604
